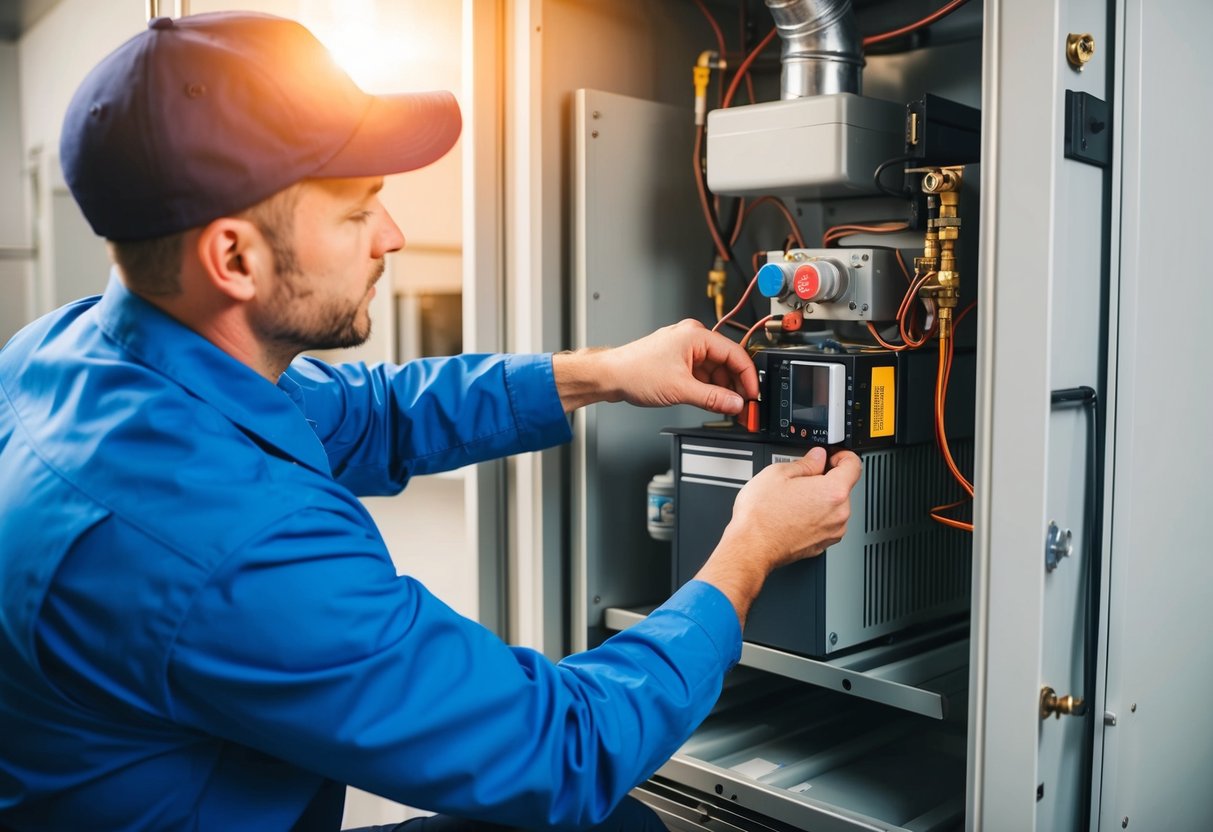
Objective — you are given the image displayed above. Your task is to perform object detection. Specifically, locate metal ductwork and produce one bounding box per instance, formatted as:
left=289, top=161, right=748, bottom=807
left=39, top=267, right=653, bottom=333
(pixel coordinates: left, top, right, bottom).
left=763, top=0, right=862, bottom=98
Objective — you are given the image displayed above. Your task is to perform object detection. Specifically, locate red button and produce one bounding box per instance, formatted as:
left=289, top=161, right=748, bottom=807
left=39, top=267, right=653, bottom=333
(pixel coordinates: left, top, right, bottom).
left=794, top=265, right=820, bottom=300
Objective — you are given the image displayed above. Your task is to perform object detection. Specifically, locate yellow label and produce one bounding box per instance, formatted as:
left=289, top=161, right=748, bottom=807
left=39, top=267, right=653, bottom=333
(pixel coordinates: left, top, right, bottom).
left=870, top=366, right=895, bottom=437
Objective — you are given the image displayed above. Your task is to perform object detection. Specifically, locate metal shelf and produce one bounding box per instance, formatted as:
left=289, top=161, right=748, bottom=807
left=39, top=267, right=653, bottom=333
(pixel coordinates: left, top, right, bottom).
left=604, top=607, right=968, bottom=720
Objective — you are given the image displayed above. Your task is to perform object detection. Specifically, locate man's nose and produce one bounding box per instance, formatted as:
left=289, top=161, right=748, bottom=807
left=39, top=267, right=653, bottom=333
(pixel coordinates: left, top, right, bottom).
left=374, top=212, right=405, bottom=257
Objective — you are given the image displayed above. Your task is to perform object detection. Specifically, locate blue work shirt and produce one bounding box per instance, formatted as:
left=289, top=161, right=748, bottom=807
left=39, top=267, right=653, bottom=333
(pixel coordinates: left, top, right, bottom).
left=0, top=276, right=742, bottom=831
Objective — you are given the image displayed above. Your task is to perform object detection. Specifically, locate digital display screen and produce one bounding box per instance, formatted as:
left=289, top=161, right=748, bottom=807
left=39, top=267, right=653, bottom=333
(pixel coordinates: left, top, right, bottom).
left=790, top=364, right=832, bottom=429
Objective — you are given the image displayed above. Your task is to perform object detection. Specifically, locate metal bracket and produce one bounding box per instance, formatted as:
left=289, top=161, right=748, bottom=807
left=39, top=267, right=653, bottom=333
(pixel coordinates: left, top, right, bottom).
left=1045, top=521, right=1073, bottom=572
left=1064, top=90, right=1111, bottom=167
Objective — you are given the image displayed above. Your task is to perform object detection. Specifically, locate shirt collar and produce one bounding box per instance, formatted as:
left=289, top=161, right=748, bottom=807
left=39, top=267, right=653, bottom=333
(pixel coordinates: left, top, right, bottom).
left=94, top=272, right=332, bottom=476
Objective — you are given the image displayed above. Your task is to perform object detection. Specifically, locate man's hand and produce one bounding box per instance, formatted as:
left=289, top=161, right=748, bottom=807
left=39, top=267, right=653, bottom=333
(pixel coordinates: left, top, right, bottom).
left=694, top=447, right=863, bottom=628
left=552, top=319, right=758, bottom=414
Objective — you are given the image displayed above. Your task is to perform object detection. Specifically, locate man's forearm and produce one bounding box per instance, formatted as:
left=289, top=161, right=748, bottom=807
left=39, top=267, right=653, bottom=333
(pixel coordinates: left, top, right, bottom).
left=551, top=348, right=621, bottom=413
left=691, top=530, right=776, bottom=630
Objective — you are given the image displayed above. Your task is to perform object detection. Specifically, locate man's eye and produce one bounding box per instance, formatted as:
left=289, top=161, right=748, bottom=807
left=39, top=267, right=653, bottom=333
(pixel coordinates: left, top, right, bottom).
left=351, top=211, right=373, bottom=223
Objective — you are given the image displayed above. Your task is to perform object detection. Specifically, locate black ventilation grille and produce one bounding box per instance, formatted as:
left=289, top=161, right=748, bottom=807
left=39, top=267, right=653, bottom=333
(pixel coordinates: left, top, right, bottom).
left=863, top=527, right=972, bottom=629
left=864, top=441, right=975, bottom=534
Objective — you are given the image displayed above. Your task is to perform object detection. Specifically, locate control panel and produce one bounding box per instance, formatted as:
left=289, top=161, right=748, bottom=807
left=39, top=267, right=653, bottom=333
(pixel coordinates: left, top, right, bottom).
left=757, top=247, right=905, bottom=321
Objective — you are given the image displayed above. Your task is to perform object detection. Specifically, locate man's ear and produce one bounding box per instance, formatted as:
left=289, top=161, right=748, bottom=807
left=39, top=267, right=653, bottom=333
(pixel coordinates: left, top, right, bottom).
left=194, top=218, right=271, bottom=302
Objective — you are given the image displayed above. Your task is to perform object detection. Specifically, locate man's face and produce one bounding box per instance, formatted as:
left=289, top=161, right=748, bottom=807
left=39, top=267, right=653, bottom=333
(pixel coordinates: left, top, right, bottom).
left=250, top=177, right=404, bottom=352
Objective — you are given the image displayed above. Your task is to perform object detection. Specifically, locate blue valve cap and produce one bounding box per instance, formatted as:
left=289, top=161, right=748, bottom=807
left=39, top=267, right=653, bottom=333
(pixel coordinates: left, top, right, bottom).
left=756, top=263, right=788, bottom=298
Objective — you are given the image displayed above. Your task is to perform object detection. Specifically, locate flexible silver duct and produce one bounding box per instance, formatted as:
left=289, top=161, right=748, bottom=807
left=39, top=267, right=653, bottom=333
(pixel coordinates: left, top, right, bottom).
left=763, top=0, right=862, bottom=98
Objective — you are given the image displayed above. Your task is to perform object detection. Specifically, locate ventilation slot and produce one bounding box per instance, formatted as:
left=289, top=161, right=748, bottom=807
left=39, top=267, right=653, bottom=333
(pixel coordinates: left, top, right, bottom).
left=863, top=440, right=975, bottom=535
left=863, top=528, right=972, bottom=629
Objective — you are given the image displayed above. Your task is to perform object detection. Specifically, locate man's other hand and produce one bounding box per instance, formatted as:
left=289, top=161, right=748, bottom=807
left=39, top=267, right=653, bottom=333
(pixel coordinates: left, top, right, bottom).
left=553, top=319, right=758, bottom=414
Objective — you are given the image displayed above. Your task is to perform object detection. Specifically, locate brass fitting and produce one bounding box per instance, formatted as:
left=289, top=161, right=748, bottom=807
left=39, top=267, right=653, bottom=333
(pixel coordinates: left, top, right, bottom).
left=707, top=259, right=728, bottom=321
left=916, top=167, right=965, bottom=318
left=694, top=51, right=726, bottom=126
left=1040, top=686, right=1085, bottom=720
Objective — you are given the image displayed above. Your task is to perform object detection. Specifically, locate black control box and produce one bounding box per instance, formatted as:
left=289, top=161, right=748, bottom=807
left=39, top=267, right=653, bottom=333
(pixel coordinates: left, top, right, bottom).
left=751, top=345, right=975, bottom=449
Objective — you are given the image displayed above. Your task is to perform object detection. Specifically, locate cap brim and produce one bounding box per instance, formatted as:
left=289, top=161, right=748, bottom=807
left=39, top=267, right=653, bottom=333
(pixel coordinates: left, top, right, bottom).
left=312, top=90, right=461, bottom=178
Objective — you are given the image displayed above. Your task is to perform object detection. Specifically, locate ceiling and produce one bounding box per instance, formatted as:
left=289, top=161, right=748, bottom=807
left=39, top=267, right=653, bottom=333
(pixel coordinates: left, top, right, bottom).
left=0, top=0, right=62, bottom=42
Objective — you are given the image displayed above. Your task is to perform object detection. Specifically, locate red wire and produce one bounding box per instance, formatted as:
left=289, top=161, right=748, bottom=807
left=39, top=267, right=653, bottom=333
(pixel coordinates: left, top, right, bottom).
left=731, top=195, right=806, bottom=248
left=692, top=0, right=726, bottom=60
left=693, top=125, right=730, bottom=262
left=821, top=222, right=909, bottom=247
left=723, top=27, right=777, bottom=109
left=866, top=321, right=908, bottom=351
left=863, top=0, right=971, bottom=48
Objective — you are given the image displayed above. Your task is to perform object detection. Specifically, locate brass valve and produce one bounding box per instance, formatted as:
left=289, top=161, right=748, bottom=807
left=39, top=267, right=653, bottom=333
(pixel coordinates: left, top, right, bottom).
left=1040, top=686, right=1085, bottom=720
left=913, top=166, right=965, bottom=328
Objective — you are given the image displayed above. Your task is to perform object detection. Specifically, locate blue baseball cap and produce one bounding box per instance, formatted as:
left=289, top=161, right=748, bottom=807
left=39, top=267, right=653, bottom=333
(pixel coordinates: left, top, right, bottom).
left=60, top=12, right=461, bottom=241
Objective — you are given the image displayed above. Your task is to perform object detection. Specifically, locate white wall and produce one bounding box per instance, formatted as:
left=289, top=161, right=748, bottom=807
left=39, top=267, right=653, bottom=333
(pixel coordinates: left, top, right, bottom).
left=14, top=2, right=468, bottom=826
left=0, top=41, right=32, bottom=343
left=0, top=43, right=24, bottom=243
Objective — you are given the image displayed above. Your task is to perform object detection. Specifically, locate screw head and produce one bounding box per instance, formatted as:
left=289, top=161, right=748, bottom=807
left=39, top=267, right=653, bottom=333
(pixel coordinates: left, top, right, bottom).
left=829, top=632, right=838, bottom=645
left=1122, top=817, right=1129, bottom=828
left=1131, top=703, right=1137, bottom=712
left=1067, top=32, right=1096, bottom=70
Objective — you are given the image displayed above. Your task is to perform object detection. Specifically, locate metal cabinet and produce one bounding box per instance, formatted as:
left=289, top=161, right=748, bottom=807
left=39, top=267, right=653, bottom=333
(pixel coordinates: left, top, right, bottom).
left=471, top=0, right=1213, bottom=828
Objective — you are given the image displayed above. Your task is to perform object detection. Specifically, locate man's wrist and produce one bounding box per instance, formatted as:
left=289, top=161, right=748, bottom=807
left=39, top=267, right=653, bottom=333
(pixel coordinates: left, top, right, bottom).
left=552, top=348, right=620, bottom=413
left=692, top=528, right=779, bottom=630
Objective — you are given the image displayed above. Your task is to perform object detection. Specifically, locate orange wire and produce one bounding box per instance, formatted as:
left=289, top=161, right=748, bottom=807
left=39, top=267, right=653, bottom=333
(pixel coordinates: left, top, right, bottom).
left=930, top=333, right=974, bottom=532
left=930, top=498, right=974, bottom=531
left=862, top=0, right=971, bottom=48
left=739, top=313, right=776, bottom=350
left=936, top=329, right=973, bottom=496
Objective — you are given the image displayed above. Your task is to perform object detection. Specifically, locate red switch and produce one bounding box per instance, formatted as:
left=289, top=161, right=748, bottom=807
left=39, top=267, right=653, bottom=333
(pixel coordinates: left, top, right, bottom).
left=743, top=400, right=760, bottom=432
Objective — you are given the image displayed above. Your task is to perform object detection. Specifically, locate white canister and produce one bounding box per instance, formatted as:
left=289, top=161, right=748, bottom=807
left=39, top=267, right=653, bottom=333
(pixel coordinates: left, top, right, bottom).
left=646, top=470, right=675, bottom=542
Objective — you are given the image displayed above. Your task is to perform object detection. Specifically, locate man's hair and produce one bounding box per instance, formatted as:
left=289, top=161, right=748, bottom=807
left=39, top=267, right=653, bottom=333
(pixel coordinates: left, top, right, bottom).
left=108, top=233, right=186, bottom=297
left=108, top=184, right=302, bottom=295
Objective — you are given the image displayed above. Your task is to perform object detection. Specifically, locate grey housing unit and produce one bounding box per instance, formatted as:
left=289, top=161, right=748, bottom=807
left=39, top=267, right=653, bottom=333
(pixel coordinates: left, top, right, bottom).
left=671, top=431, right=972, bottom=657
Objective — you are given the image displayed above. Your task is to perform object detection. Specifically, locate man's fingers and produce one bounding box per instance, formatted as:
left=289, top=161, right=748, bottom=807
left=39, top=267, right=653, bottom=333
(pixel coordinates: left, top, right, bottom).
left=690, top=381, right=745, bottom=414
left=785, top=446, right=827, bottom=477
left=709, top=365, right=735, bottom=395
left=825, top=450, right=863, bottom=487
left=697, top=331, right=759, bottom=400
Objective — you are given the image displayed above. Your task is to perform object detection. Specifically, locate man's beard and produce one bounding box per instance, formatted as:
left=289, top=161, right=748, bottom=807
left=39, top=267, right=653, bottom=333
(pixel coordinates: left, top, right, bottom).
left=254, top=258, right=384, bottom=354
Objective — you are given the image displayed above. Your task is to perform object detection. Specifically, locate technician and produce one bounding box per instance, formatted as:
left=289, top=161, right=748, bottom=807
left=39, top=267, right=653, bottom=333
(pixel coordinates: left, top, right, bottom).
left=0, top=12, right=862, bottom=831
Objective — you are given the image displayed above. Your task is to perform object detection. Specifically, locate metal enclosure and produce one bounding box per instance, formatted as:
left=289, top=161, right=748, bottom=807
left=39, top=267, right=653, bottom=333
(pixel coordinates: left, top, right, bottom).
left=489, top=0, right=1213, bottom=828
left=669, top=431, right=972, bottom=657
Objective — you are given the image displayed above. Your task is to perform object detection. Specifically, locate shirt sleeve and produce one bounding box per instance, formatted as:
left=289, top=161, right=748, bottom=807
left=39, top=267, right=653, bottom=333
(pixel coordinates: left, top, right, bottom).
left=283, top=354, right=572, bottom=494
left=165, top=505, right=741, bottom=829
